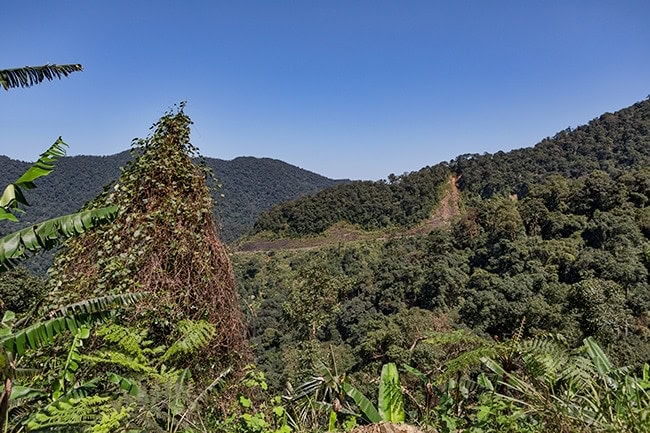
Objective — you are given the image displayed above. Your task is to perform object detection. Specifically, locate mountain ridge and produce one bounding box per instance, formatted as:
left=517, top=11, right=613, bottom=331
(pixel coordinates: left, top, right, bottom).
left=250, top=98, right=650, bottom=239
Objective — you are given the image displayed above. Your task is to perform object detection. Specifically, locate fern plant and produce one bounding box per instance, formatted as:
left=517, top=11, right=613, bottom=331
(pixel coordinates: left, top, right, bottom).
left=79, top=319, right=228, bottom=433
left=479, top=336, right=650, bottom=433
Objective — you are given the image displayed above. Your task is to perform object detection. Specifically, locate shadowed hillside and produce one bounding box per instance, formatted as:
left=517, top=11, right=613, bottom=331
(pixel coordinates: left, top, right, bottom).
left=0, top=151, right=345, bottom=272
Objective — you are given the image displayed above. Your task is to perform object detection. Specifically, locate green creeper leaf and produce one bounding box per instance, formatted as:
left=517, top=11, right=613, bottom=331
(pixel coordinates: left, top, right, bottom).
left=239, top=396, right=252, bottom=408
left=2, top=311, right=15, bottom=324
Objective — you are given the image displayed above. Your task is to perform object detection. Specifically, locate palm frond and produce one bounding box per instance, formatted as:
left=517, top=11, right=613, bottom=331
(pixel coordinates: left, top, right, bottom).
left=0, top=205, right=119, bottom=270
left=0, top=64, right=83, bottom=90
left=161, top=320, right=217, bottom=363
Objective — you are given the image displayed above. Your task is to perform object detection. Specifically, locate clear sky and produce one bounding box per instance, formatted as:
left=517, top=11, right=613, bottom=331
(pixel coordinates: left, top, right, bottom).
left=1, top=1, right=648, bottom=180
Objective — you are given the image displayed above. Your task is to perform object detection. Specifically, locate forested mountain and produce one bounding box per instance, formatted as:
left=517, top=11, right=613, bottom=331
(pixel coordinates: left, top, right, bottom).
left=0, top=151, right=344, bottom=273
left=0, top=152, right=343, bottom=242
left=454, top=98, right=650, bottom=198
left=252, top=98, right=650, bottom=238
left=252, top=165, right=451, bottom=237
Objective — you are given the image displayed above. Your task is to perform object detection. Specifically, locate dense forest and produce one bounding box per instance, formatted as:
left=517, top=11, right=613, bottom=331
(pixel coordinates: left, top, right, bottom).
left=252, top=165, right=450, bottom=237
left=2, top=97, right=649, bottom=432
left=231, top=98, right=650, bottom=431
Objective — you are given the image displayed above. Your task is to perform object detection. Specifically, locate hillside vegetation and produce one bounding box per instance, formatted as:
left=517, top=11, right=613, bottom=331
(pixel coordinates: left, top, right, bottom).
left=251, top=99, right=650, bottom=238
left=230, top=98, right=650, bottom=431
left=3, top=97, right=650, bottom=432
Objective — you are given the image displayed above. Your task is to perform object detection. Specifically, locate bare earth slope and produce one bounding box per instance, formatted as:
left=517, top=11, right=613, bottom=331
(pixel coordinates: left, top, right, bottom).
left=235, top=175, right=460, bottom=253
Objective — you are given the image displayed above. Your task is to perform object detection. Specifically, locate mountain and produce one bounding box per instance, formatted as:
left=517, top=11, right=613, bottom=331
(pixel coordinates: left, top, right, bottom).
left=454, top=98, right=650, bottom=198
left=250, top=99, right=650, bottom=239
left=0, top=151, right=345, bottom=272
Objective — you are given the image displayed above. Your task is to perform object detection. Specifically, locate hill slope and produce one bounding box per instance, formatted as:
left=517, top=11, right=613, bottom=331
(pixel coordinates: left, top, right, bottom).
left=250, top=98, right=650, bottom=239
left=454, top=98, right=650, bottom=198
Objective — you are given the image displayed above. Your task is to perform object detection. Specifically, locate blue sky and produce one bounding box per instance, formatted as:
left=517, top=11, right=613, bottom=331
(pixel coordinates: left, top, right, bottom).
left=1, top=1, right=648, bottom=180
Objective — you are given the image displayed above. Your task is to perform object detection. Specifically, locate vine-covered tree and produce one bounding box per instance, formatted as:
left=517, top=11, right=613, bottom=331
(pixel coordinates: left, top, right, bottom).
left=48, top=104, right=250, bottom=371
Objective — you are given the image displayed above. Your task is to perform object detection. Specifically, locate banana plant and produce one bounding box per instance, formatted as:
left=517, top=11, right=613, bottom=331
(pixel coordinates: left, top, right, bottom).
left=0, top=64, right=82, bottom=91
left=1, top=138, right=68, bottom=222
left=290, top=359, right=405, bottom=429
left=0, top=139, right=120, bottom=271
left=342, top=363, right=404, bottom=424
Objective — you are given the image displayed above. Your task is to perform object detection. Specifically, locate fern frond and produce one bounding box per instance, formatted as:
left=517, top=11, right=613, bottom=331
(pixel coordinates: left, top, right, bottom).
left=25, top=395, right=112, bottom=432
left=95, top=323, right=148, bottom=363
left=161, top=320, right=216, bottom=363
left=83, top=351, right=154, bottom=374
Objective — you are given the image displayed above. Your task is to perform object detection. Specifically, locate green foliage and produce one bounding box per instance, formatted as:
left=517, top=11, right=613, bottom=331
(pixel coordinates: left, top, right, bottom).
left=161, top=320, right=218, bottom=363
left=1, top=293, right=142, bottom=355
left=0, top=138, right=67, bottom=222
left=0, top=294, right=142, bottom=432
left=0, top=268, right=47, bottom=315
left=216, top=367, right=291, bottom=433
left=9, top=317, right=227, bottom=433
left=454, top=99, right=650, bottom=199
left=48, top=104, right=249, bottom=370
left=25, top=395, right=128, bottom=432
left=478, top=336, right=650, bottom=432
left=0, top=206, right=119, bottom=271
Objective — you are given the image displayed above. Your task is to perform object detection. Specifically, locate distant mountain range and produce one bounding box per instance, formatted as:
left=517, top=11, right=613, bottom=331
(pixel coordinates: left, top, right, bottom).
left=0, top=151, right=346, bottom=271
